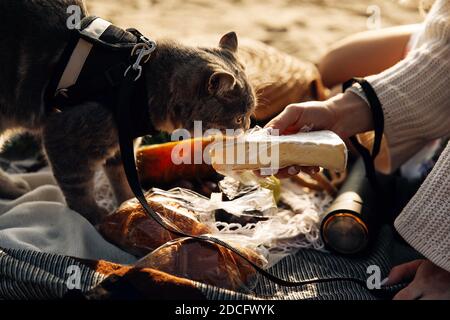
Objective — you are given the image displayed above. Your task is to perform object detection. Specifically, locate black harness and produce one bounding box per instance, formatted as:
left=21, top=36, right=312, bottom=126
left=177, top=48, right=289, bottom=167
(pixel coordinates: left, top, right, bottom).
left=46, top=16, right=392, bottom=295
left=46, top=16, right=158, bottom=138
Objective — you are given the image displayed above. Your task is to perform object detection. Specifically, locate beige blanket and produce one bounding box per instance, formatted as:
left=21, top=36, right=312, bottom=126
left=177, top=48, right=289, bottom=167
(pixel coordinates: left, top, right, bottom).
left=0, top=171, right=136, bottom=264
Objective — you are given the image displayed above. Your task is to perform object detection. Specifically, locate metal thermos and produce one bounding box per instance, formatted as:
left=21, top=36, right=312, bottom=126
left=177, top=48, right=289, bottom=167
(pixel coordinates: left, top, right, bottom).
left=320, top=158, right=378, bottom=255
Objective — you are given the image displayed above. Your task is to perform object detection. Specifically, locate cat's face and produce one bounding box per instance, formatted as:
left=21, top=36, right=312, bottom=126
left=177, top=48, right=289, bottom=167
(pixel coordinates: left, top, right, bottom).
left=164, top=32, right=256, bottom=134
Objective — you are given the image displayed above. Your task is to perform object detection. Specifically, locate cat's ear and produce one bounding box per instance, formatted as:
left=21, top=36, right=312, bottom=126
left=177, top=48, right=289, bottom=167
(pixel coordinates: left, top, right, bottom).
left=219, top=32, right=238, bottom=53
left=208, top=71, right=236, bottom=96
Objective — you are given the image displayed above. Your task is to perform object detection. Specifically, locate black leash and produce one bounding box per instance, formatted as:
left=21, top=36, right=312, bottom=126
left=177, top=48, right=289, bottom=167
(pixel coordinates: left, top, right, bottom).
left=344, top=78, right=385, bottom=191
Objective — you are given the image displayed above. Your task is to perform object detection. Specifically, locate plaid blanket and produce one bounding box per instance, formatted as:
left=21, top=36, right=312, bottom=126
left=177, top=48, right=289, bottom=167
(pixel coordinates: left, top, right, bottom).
left=0, top=226, right=420, bottom=300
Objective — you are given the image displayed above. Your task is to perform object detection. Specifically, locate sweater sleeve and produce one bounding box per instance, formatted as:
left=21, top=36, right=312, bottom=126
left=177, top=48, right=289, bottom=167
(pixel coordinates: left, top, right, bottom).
left=394, top=142, right=450, bottom=272
left=347, top=0, right=450, bottom=271
left=362, top=0, right=450, bottom=172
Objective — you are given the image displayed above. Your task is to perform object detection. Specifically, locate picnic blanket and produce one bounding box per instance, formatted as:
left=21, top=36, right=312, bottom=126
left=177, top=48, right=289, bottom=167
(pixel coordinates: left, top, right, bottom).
left=0, top=225, right=419, bottom=300
left=0, top=173, right=421, bottom=300
left=0, top=172, right=136, bottom=265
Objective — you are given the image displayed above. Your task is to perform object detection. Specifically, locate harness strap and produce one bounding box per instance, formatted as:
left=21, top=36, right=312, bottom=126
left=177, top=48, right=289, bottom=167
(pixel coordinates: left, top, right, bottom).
left=46, top=17, right=145, bottom=108
left=57, top=18, right=112, bottom=91
left=47, top=17, right=157, bottom=137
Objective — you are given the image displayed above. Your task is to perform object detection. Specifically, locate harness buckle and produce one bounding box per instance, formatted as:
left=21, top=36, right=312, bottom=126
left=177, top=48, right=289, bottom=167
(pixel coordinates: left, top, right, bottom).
left=139, top=36, right=157, bottom=52
left=124, top=40, right=157, bottom=82
left=124, top=64, right=143, bottom=82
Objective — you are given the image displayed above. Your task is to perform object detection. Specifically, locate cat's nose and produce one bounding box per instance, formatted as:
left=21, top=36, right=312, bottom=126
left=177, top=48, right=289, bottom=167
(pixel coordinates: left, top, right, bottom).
left=218, top=128, right=229, bottom=135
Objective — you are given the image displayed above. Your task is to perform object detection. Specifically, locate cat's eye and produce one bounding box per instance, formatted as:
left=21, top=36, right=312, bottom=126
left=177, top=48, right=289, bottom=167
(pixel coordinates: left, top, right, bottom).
left=235, top=116, right=244, bottom=124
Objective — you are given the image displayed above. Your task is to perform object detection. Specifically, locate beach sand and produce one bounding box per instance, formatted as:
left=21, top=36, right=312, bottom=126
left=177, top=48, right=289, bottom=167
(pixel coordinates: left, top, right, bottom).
left=85, top=0, right=422, bottom=63
left=0, top=1, right=423, bottom=156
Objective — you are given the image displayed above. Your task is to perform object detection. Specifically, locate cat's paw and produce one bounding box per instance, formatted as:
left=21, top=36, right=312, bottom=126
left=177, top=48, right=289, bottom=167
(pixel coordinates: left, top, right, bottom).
left=0, top=175, right=31, bottom=199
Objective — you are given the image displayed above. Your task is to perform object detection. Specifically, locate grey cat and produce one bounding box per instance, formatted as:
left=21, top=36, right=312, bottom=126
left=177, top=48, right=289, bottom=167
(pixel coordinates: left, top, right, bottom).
left=0, top=0, right=255, bottom=224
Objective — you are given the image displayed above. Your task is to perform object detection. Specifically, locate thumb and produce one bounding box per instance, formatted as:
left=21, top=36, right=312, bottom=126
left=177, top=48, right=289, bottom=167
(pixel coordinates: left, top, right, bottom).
left=265, top=105, right=302, bottom=134
left=384, top=260, right=424, bottom=286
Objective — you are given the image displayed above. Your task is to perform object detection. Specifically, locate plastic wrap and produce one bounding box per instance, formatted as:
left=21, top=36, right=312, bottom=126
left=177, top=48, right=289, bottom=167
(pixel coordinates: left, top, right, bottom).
left=98, top=189, right=214, bottom=257
left=209, top=126, right=347, bottom=174
left=99, top=178, right=332, bottom=281
left=135, top=237, right=267, bottom=292
left=219, top=173, right=281, bottom=203
left=215, top=179, right=333, bottom=267
left=98, top=186, right=276, bottom=258
left=211, top=188, right=277, bottom=219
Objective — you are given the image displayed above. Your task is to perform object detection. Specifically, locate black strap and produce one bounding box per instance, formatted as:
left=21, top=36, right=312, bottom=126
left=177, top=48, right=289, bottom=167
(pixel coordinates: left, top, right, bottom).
left=116, top=71, right=390, bottom=291
left=344, top=78, right=385, bottom=190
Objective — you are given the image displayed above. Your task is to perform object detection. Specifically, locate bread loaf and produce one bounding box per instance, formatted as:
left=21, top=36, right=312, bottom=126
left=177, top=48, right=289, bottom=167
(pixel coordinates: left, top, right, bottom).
left=210, top=129, right=347, bottom=173
left=135, top=238, right=266, bottom=291
left=98, top=192, right=212, bottom=257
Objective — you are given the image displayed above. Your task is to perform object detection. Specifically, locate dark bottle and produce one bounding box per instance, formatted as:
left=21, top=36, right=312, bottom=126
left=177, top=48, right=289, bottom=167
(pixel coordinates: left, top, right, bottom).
left=320, top=158, right=379, bottom=255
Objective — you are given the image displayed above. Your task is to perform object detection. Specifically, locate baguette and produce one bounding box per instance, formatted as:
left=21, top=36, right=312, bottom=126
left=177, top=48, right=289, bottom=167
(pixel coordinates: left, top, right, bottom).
left=210, top=130, right=347, bottom=173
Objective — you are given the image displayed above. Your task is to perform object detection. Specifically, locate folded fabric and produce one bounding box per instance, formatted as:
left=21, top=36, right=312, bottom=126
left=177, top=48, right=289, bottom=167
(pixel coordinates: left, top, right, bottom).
left=0, top=172, right=136, bottom=265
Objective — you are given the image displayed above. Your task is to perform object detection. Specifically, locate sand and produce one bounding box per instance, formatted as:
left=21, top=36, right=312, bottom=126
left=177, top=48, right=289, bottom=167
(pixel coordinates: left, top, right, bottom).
left=0, top=1, right=423, bottom=155
left=85, top=0, right=422, bottom=63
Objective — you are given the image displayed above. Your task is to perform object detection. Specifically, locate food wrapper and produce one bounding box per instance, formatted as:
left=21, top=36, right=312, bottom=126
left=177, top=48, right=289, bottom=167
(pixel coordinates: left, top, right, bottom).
left=209, top=126, right=347, bottom=174
left=99, top=186, right=277, bottom=256
left=219, top=172, right=281, bottom=202
left=135, top=237, right=267, bottom=292
left=211, top=187, right=278, bottom=225
left=98, top=189, right=214, bottom=257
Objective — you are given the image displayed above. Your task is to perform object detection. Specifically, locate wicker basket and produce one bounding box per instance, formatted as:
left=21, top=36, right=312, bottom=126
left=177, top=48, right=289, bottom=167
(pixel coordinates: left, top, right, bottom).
left=184, top=36, right=327, bottom=121
left=237, top=39, right=327, bottom=121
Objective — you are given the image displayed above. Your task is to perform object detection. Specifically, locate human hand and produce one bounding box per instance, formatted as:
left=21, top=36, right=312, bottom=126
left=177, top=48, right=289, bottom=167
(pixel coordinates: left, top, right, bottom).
left=385, top=259, right=450, bottom=300
left=261, top=92, right=373, bottom=179
left=264, top=100, right=337, bottom=135
left=261, top=100, right=336, bottom=178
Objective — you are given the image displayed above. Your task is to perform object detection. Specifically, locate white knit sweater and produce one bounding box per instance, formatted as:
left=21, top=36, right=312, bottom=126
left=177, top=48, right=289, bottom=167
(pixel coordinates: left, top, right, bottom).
left=350, top=0, right=450, bottom=271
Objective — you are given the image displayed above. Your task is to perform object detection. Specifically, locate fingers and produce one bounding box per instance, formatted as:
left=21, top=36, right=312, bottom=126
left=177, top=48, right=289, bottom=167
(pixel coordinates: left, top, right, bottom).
left=265, top=101, right=336, bottom=136
left=301, top=166, right=320, bottom=175
left=394, top=260, right=450, bottom=300
left=255, top=166, right=300, bottom=179
left=391, top=260, right=425, bottom=300
left=257, top=166, right=320, bottom=179
left=385, top=259, right=425, bottom=286
left=265, top=105, right=302, bottom=134
left=393, top=283, right=422, bottom=300
left=275, top=166, right=301, bottom=179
